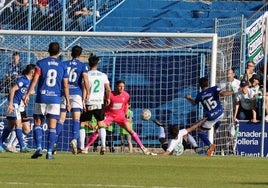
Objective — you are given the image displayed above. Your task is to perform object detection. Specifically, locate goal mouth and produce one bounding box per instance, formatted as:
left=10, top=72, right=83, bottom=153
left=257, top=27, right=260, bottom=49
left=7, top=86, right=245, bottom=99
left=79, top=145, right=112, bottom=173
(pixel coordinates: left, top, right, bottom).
left=0, top=30, right=228, bottom=153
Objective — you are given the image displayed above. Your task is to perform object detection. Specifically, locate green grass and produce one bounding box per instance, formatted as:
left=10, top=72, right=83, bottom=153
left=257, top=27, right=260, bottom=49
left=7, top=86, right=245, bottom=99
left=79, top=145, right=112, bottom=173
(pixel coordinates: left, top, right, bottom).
left=0, top=152, right=268, bottom=188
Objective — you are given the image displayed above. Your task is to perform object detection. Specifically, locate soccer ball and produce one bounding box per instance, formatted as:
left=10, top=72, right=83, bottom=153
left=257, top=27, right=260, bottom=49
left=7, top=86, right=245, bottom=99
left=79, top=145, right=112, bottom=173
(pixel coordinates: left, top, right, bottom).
left=141, top=109, right=151, bottom=120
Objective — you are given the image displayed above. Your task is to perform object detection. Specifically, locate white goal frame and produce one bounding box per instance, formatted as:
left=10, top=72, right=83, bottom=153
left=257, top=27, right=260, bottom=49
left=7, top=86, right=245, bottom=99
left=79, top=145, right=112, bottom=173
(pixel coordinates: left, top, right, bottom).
left=0, top=30, right=218, bottom=149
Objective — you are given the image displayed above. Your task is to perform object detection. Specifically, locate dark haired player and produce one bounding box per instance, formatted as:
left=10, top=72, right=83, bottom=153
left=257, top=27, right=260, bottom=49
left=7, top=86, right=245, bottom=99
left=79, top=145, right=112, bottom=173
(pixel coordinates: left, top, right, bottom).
left=53, top=45, right=90, bottom=155
left=24, top=42, right=71, bottom=160
left=185, top=77, right=234, bottom=156
left=0, top=64, right=36, bottom=153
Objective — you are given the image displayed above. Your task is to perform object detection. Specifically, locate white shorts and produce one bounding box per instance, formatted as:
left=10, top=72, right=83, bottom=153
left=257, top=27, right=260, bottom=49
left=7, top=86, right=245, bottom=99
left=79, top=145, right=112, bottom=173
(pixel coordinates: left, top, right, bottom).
left=60, top=95, right=83, bottom=112
left=201, top=113, right=224, bottom=130
left=34, top=103, right=60, bottom=117
left=6, top=103, right=21, bottom=120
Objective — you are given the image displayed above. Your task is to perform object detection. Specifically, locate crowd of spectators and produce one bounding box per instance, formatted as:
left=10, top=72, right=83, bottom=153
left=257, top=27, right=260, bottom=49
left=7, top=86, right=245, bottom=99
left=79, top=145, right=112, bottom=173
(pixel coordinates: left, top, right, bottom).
left=0, top=0, right=110, bottom=31
left=220, top=61, right=268, bottom=123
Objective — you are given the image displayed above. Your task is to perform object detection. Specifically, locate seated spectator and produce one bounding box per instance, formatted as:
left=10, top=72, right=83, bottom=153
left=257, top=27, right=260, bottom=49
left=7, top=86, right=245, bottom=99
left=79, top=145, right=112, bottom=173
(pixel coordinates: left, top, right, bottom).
left=66, top=0, right=90, bottom=31
left=234, top=80, right=257, bottom=122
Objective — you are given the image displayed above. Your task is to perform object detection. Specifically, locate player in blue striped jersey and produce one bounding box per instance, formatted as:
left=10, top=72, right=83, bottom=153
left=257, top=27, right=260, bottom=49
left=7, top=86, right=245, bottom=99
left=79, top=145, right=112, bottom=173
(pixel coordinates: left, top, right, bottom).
left=24, top=42, right=71, bottom=160
left=54, top=45, right=90, bottom=155
left=0, top=64, right=36, bottom=153
left=185, top=77, right=234, bottom=156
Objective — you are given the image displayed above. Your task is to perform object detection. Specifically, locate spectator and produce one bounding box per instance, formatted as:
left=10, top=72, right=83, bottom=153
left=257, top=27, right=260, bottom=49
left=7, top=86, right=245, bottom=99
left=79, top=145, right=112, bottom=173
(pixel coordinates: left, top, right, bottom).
left=33, top=0, right=49, bottom=16
left=66, top=0, right=90, bottom=31
left=233, top=80, right=257, bottom=122
left=240, top=61, right=256, bottom=86
left=249, top=75, right=262, bottom=120
left=48, top=0, right=63, bottom=31
left=1, top=52, right=23, bottom=94
left=13, top=0, right=28, bottom=29
left=218, top=68, right=241, bottom=117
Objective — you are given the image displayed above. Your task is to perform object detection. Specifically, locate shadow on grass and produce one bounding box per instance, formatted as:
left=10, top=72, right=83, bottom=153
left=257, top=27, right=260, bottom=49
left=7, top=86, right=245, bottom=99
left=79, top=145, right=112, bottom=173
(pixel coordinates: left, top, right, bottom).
left=237, top=182, right=268, bottom=186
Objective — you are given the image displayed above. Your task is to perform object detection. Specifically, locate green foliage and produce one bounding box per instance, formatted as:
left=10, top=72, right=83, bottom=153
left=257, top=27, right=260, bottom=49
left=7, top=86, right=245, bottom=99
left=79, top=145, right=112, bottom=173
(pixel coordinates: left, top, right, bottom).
left=0, top=152, right=267, bottom=188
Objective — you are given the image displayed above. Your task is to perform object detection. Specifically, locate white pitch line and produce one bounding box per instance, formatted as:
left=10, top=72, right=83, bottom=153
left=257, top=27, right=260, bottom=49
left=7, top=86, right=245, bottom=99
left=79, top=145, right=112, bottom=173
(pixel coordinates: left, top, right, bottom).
left=0, top=181, right=186, bottom=188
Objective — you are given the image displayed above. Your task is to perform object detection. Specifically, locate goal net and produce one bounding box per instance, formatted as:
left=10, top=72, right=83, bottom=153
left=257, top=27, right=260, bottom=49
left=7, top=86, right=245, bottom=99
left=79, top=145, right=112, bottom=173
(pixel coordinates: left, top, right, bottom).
left=0, top=30, right=237, bottom=155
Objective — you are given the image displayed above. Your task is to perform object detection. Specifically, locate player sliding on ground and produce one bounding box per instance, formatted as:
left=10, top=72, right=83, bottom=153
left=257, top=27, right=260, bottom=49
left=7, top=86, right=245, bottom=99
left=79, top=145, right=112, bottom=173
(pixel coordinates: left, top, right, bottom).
left=152, top=118, right=206, bottom=156
left=185, top=77, right=234, bottom=156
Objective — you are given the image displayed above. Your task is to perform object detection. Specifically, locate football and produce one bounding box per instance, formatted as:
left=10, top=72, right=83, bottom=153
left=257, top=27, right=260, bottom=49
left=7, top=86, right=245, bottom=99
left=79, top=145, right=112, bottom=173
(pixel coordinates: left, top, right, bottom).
left=141, top=109, right=151, bottom=120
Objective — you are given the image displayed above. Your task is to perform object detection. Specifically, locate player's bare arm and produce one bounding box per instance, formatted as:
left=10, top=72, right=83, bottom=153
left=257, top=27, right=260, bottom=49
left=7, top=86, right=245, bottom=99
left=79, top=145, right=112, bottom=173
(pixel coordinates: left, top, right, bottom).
left=7, top=84, right=18, bottom=114
left=63, top=78, right=71, bottom=112
left=219, top=90, right=234, bottom=97
left=24, top=70, right=39, bottom=106
left=186, top=117, right=207, bottom=133
left=185, top=94, right=196, bottom=105
left=105, top=83, right=111, bottom=106
left=82, top=72, right=90, bottom=101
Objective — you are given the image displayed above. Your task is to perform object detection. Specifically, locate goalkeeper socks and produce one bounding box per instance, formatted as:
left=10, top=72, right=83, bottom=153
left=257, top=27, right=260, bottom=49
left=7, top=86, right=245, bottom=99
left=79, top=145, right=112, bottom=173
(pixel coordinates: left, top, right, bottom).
left=99, top=127, right=106, bottom=147
left=85, top=132, right=99, bottom=148
left=15, top=127, right=25, bottom=149
left=198, top=132, right=211, bottom=146
left=55, top=121, right=63, bottom=143
left=34, top=126, right=43, bottom=149
left=131, top=132, right=143, bottom=148
left=79, top=127, right=86, bottom=149
left=47, top=128, right=56, bottom=153
left=73, top=120, right=80, bottom=141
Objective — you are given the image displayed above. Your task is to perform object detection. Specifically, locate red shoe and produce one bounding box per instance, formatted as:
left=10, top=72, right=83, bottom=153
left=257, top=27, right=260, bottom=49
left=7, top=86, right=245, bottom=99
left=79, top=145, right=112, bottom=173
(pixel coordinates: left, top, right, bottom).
left=207, top=144, right=216, bottom=157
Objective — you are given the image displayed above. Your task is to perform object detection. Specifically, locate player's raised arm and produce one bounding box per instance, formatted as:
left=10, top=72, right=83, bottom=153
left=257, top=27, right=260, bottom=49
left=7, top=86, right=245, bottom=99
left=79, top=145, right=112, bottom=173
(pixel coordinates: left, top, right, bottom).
left=185, top=94, right=196, bottom=105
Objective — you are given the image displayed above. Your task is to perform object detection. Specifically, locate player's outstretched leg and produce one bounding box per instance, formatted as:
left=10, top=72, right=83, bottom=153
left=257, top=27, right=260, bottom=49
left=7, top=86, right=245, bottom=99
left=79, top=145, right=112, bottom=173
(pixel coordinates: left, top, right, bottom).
left=131, top=132, right=155, bottom=155
left=84, top=132, right=99, bottom=151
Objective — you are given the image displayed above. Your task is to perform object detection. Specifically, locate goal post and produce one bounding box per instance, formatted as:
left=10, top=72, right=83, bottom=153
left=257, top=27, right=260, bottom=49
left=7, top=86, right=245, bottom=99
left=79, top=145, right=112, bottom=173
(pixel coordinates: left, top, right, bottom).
left=0, top=30, right=223, bottom=153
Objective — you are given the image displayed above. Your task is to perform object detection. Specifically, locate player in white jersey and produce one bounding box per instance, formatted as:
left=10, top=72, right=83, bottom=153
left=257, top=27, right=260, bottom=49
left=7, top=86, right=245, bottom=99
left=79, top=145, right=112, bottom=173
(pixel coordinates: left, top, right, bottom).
left=160, top=118, right=207, bottom=156
left=53, top=45, right=90, bottom=155
left=24, top=42, right=71, bottom=160
left=79, top=54, right=111, bottom=155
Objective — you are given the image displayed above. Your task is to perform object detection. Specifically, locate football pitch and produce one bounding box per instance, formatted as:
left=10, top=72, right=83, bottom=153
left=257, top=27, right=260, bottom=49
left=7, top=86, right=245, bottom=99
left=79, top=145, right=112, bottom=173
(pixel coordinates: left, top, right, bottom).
left=0, top=152, right=267, bottom=188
